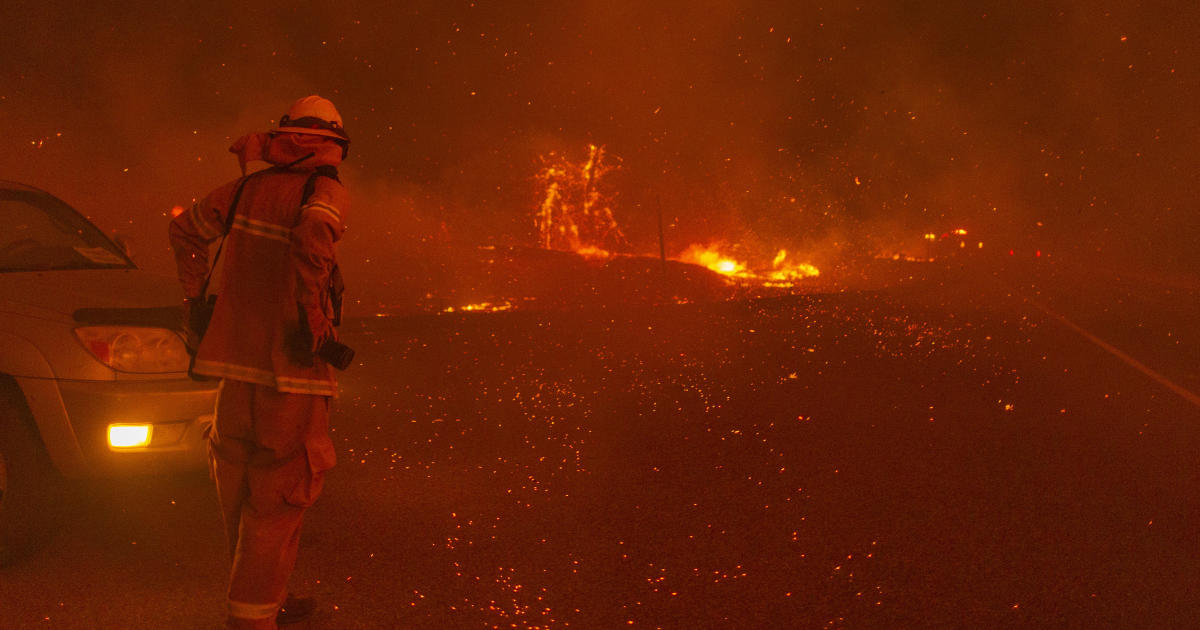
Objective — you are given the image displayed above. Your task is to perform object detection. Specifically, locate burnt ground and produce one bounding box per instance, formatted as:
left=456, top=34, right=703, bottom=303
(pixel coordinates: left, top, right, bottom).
left=1, top=259, right=1198, bottom=629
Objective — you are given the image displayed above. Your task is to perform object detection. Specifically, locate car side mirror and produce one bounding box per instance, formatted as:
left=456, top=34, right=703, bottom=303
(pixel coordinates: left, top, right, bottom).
left=110, top=233, right=135, bottom=262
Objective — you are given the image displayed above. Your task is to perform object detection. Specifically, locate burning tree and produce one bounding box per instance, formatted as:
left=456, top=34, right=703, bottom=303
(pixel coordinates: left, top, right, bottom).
left=535, top=144, right=625, bottom=252
left=532, top=143, right=819, bottom=290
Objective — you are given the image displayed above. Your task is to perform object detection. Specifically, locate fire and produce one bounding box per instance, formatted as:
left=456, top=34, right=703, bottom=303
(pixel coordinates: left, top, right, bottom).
left=716, top=260, right=741, bottom=274
left=573, top=245, right=613, bottom=260
left=765, top=249, right=819, bottom=286
left=529, top=146, right=818, bottom=295
left=676, top=244, right=818, bottom=287
left=678, top=244, right=746, bottom=276
left=442, top=301, right=515, bottom=314
left=535, top=144, right=624, bottom=252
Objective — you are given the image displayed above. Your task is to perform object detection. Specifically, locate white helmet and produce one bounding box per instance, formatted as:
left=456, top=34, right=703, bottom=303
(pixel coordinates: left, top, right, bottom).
left=275, top=95, right=350, bottom=142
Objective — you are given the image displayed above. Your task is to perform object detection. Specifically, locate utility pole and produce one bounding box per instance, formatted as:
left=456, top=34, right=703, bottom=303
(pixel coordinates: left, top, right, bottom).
left=656, top=195, right=667, bottom=275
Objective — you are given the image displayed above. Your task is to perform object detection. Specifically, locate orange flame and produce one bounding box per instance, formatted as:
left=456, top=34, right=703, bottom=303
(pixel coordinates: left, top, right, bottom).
left=442, top=301, right=515, bottom=314
left=573, top=245, right=613, bottom=260
left=765, top=249, right=819, bottom=286
left=677, top=244, right=818, bottom=287
left=678, top=244, right=746, bottom=276
left=535, top=144, right=624, bottom=252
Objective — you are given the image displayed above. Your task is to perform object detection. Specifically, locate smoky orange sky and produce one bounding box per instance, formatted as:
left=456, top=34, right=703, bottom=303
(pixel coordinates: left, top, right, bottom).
left=2, top=0, right=1197, bottom=281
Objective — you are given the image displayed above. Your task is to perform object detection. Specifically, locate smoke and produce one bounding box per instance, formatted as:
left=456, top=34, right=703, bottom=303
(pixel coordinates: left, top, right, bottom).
left=1, top=0, right=1196, bottom=288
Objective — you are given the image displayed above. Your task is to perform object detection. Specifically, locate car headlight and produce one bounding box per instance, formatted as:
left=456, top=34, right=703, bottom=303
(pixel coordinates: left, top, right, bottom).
left=74, top=326, right=190, bottom=373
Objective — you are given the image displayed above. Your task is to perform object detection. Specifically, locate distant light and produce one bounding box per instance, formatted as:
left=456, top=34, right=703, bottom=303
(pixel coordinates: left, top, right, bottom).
left=1036, top=250, right=1042, bottom=258
left=108, top=424, right=152, bottom=448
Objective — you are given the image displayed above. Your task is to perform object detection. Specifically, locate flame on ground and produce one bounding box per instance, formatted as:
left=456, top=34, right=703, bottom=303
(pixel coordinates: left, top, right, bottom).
left=677, top=244, right=818, bottom=288
left=678, top=244, right=746, bottom=276
left=765, top=249, right=820, bottom=287
left=572, top=245, right=613, bottom=260
left=442, top=301, right=516, bottom=314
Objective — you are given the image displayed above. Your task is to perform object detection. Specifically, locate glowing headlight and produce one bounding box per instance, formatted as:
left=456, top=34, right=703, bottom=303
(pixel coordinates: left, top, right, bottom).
left=108, top=424, right=152, bottom=448
left=74, top=326, right=190, bottom=373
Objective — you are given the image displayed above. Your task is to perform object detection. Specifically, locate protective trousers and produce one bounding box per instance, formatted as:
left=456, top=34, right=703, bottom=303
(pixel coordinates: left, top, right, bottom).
left=209, top=379, right=331, bottom=630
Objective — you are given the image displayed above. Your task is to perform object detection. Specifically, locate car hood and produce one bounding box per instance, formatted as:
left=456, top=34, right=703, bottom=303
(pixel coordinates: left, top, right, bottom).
left=0, top=268, right=183, bottom=323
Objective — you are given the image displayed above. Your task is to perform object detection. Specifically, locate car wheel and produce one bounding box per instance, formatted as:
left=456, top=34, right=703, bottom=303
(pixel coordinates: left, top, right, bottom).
left=0, top=384, right=60, bottom=567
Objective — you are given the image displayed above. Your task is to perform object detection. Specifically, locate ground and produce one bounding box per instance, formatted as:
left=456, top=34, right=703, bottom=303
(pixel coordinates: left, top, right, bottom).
left=1, top=259, right=1197, bottom=629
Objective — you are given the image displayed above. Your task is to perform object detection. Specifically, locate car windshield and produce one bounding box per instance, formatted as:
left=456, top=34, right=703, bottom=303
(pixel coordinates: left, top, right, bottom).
left=0, top=188, right=133, bottom=272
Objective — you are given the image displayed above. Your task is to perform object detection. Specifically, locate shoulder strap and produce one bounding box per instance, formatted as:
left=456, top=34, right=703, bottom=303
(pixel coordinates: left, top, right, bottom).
left=197, top=173, right=254, bottom=299
left=301, top=165, right=340, bottom=205
left=197, top=160, right=326, bottom=299
left=221, top=175, right=252, bottom=234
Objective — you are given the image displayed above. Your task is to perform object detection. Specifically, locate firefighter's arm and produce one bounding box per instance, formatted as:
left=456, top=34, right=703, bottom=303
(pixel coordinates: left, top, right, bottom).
left=168, top=182, right=237, bottom=299
left=290, top=177, right=348, bottom=351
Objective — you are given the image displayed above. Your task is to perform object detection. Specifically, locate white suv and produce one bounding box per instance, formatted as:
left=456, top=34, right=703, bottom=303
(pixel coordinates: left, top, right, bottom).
left=0, top=180, right=217, bottom=563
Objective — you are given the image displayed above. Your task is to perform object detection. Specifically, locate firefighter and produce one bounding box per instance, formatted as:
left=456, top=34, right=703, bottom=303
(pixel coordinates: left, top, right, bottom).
left=169, top=95, right=350, bottom=629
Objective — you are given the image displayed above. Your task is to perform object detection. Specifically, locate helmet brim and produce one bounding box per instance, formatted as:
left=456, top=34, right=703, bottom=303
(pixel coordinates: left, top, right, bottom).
left=274, top=127, right=350, bottom=142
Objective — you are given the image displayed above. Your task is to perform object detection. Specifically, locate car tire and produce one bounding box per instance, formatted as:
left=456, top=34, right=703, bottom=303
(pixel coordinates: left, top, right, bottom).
left=0, top=383, right=61, bottom=567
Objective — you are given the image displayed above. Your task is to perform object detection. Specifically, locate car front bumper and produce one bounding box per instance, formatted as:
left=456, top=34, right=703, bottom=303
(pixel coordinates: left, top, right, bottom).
left=53, top=377, right=217, bottom=476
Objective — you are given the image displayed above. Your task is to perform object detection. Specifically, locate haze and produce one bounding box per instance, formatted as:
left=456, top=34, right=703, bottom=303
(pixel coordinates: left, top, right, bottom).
left=2, top=1, right=1196, bottom=291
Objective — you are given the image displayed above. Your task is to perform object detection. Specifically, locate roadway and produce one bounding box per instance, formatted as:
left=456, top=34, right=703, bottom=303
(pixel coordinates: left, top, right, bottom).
left=1, top=258, right=1197, bottom=628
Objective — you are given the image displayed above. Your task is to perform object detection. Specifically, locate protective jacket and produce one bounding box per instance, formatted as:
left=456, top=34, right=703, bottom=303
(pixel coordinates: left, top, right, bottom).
left=169, top=132, right=348, bottom=396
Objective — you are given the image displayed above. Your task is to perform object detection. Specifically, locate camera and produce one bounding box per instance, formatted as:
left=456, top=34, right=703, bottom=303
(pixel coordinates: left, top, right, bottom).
left=286, top=303, right=355, bottom=370
left=286, top=328, right=356, bottom=371
left=317, top=339, right=355, bottom=371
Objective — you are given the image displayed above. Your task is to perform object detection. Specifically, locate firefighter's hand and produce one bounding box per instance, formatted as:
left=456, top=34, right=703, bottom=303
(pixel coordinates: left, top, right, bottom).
left=308, top=313, right=334, bottom=353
